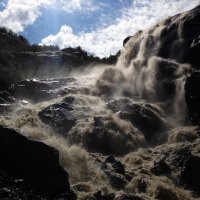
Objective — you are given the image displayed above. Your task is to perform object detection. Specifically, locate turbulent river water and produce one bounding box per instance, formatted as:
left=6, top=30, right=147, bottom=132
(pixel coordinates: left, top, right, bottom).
left=0, top=7, right=200, bottom=200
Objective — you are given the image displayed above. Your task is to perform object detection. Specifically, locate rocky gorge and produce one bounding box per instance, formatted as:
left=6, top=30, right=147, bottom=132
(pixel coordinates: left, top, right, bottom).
left=0, top=4, right=200, bottom=200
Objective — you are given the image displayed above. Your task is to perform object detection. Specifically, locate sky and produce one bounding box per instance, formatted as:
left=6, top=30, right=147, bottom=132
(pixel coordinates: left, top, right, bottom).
left=0, top=0, right=200, bottom=58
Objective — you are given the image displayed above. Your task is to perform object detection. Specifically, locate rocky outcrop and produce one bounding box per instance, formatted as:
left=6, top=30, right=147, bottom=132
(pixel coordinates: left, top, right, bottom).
left=0, top=125, right=74, bottom=198
left=0, top=77, right=78, bottom=105
left=0, top=33, right=119, bottom=91
left=185, top=72, right=200, bottom=126
left=38, top=99, right=77, bottom=134
left=107, top=98, right=169, bottom=144
left=151, top=160, right=171, bottom=176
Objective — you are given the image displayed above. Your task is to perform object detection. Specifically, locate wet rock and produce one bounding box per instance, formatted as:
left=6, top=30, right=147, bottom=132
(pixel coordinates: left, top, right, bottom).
left=180, top=155, right=200, bottom=194
left=182, top=4, right=200, bottom=68
left=138, top=179, right=147, bottom=193
left=186, top=34, right=200, bottom=68
left=0, top=90, right=16, bottom=103
left=107, top=98, right=168, bottom=144
left=0, top=125, right=73, bottom=197
left=0, top=103, right=14, bottom=114
left=103, top=156, right=125, bottom=175
left=101, top=156, right=128, bottom=190
left=156, top=144, right=192, bottom=169
left=185, top=72, right=200, bottom=126
left=93, top=191, right=115, bottom=200
left=105, top=170, right=127, bottom=190
left=155, top=186, right=178, bottom=200
left=115, top=193, right=144, bottom=200
left=5, top=78, right=77, bottom=104
left=82, top=191, right=115, bottom=200
left=151, top=160, right=171, bottom=176
left=38, top=98, right=77, bottom=134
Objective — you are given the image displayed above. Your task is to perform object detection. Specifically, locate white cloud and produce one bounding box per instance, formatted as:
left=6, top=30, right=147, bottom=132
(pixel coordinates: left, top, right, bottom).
left=56, top=0, right=105, bottom=13
left=0, top=0, right=103, bottom=32
left=0, top=0, right=53, bottom=32
left=41, top=0, right=200, bottom=58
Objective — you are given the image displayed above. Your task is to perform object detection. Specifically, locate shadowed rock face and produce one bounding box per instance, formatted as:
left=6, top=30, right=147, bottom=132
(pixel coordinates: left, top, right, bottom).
left=0, top=125, right=73, bottom=198
left=180, top=155, right=200, bottom=194
left=185, top=72, right=200, bottom=126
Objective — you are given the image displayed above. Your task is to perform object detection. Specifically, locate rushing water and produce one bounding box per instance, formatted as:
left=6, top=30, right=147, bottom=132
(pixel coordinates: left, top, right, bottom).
left=0, top=8, right=197, bottom=199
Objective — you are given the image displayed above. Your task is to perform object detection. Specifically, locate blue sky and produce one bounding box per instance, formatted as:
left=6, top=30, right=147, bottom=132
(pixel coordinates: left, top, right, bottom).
left=22, top=0, right=132, bottom=44
left=0, top=0, right=200, bottom=57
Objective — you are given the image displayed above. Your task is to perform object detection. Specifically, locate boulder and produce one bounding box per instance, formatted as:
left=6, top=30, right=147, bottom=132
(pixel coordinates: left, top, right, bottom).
left=105, top=170, right=127, bottom=190
left=38, top=97, right=77, bottom=134
left=107, top=98, right=168, bottom=143
left=151, top=160, right=171, bottom=176
left=155, top=186, right=178, bottom=200
left=102, top=155, right=125, bottom=175
left=0, top=125, right=73, bottom=197
left=180, top=155, right=200, bottom=194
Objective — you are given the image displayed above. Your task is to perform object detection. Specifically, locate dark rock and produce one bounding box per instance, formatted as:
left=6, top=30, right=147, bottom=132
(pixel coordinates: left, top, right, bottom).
left=101, top=156, right=128, bottom=190
left=155, top=144, right=192, bottom=169
left=0, top=91, right=16, bottom=103
left=151, top=160, right=171, bottom=176
left=123, top=36, right=132, bottom=47
left=93, top=191, right=115, bottom=200
left=107, top=98, right=168, bottom=144
left=182, top=5, right=200, bottom=68
left=113, top=161, right=125, bottom=175
left=0, top=125, right=73, bottom=197
left=105, top=155, right=116, bottom=163
left=38, top=99, right=77, bottom=134
left=155, top=186, right=178, bottom=200
left=180, top=155, right=200, bottom=194
left=105, top=170, right=127, bottom=190
left=185, top=34, right=200, bottom=68
left=0, top=188, right=10, bottom=198
left=138, top=179, right=147, bottom=193
left=115, top=194, right=144, bottom=200
left=103, top=156, right=125, bottom=175
left=5, top=78, right=77, bottom=103
left=185, top=72, right=200, bottom=126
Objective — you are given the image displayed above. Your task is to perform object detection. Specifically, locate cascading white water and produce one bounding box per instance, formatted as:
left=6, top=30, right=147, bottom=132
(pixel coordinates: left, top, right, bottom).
left=113, top=12, right=191, bottom=125
left=0, top=8, right=196, bottom=199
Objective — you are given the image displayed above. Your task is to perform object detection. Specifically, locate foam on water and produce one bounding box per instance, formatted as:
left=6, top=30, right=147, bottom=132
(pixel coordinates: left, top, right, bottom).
left=0, top=9, right=198, bottom=199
